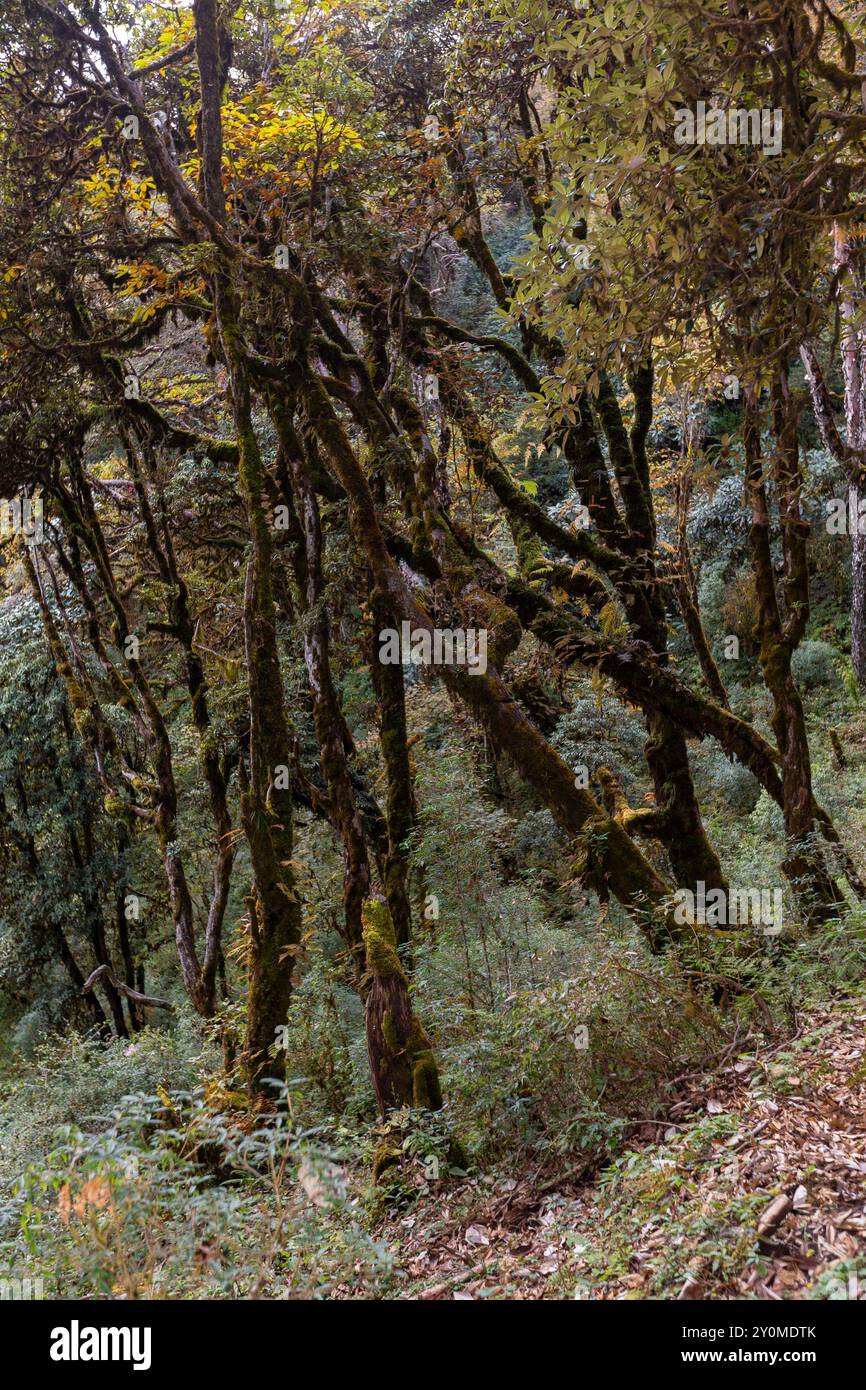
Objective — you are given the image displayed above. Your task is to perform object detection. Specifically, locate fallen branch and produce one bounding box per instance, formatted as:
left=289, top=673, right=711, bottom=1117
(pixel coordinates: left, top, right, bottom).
left=82, top=963, right=175, bottom=1012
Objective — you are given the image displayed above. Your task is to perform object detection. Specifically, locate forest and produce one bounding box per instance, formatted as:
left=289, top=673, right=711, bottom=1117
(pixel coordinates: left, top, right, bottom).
left=0, top=0, right=865, bottom=1318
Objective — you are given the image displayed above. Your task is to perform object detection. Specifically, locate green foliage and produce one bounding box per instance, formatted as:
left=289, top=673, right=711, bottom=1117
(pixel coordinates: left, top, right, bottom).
left=5, top=1080, right=391, bottom=1299
left=690, top=743, right=762, bottom=818
left=438, top=947, right=725, bottom=1161
left=790, top=640, right=841, bottom=692
left=552, top=691, right=649, bottom=805
left=2, top=0, right=866, bottom=1307
left=0, top=1017, right=213, bottom=1183
left=0, top=597, right=128, bottom=1032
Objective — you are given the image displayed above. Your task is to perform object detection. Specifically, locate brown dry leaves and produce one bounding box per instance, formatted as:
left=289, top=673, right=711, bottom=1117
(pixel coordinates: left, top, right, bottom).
left=359, top=1005, right=866, bottom=1299
left=58, top=1175, right=113, bottom=1226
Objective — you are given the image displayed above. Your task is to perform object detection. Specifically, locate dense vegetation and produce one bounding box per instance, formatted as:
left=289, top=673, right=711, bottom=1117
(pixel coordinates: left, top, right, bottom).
left=1, top=0, right=866, bottom=1302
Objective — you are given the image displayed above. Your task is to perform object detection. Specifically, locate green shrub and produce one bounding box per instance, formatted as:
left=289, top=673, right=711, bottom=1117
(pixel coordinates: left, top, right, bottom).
left=791, top=639, right=841, bottom=690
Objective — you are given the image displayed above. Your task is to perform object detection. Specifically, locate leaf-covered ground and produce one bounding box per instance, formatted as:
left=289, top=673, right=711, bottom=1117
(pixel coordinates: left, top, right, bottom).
left=356, top=1001, right=866, bottom=1300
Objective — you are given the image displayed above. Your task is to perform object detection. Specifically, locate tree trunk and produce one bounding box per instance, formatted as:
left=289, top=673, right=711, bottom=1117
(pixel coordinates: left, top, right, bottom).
left=370, top=591, right=416, bottom=952
left=853, top=497, right=866, bottom=686
left=362, top=898, right=441, bottom=1116
left=744, top=386, right=843, bottom=925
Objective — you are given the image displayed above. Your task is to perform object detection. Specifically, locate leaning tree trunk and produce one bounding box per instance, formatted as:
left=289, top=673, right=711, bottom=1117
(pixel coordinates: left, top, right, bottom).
left=302, top=370, right=689, bottom=949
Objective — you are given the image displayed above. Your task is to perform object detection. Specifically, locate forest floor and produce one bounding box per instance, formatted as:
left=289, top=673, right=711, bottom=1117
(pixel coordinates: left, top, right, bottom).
left=360, top=999, right=866, bottom=1300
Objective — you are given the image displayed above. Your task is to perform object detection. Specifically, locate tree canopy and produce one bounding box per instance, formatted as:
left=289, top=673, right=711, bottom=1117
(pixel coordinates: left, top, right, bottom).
left=2, top=0, right=866, bottom=1310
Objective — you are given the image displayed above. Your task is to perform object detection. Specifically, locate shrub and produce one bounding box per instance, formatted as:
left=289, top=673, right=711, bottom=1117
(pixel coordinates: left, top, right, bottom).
left=791, top=639, right=840, bottom=691
left=4, top=1086, right=393, bottom=1299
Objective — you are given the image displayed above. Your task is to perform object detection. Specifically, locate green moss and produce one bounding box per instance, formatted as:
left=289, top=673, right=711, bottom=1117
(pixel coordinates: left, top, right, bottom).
left=382, top=1008, right=399, bottom=1054
left=362, top=898, right=404, bottom=980
left=372, top=1135, right=402, bottom=1185
left=411, top=1051, right=442, bottom=1110
left=407, top=1018, right=442, bottom=1109
left=103, top=792, right=130, bottom=822
left=72, top=706, right=93, bottom=739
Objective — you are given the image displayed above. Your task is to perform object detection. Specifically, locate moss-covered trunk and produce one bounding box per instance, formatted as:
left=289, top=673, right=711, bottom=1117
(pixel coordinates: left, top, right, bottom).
left=362, top=898, right=441, bottom=1116
left=744, top=387, right=842, bottom=925
left=370, top=592, right=416, bottom=952
left=123, top=433, right=234, bottom=1007
left=234, top=396, right=302, bottom=1091
left=273, top=401, right=371, bottom=972
left=642, top=711, right=727, bottom=892
left=188, top=1, right=303, bottom=1086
